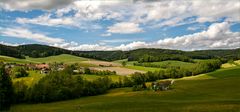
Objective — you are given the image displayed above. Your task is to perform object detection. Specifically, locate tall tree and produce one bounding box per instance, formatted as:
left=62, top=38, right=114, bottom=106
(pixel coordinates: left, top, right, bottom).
left=0, top=65, right=14, bottom=111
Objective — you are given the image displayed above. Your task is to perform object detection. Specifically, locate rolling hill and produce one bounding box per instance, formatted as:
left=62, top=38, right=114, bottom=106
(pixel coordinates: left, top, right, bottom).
left=9, top=66, right=240, bottom=112
left=1, top=44, right=240, bottom=62
left=0, top=54, right=88, bottom=64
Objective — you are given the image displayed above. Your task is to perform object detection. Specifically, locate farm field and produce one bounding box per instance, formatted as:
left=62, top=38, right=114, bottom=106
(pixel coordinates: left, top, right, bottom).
left=81, top=60, right=121, bottom=67
left=12, top=70, right=44, bottom=86
left=10, top=66, right=240, bottom=112
left=89, top=67, right=145, bottom=75
left=149, top=60, right=195, bottom=67
left=124, top=65, right=162, bottom=72
left=81, top=74, right=122, bottom=82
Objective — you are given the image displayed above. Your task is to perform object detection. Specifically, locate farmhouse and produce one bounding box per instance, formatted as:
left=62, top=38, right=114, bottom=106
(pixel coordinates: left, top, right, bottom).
left=152, top=80, right=174, bottom=91
left=35, top=64, right=50, bottom=74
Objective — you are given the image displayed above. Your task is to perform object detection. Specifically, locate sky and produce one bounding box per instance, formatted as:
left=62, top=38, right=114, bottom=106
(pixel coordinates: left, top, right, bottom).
left=0, top=0, right=240, bottom=51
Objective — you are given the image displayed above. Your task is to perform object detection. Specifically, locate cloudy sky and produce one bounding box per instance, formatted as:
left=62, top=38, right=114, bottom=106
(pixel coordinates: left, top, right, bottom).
left=0, top=0, right=239, bottom=51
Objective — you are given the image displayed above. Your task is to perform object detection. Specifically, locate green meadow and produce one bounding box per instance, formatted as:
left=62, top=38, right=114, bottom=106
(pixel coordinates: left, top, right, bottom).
left=0, top=54, right=88, bottom=64
left=10, top=66, right=240, bottom=112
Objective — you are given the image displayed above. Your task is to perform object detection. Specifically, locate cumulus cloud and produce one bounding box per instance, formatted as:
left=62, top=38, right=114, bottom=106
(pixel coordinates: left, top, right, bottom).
left=107, top=22, right=143, bottom=34
left=0, top=28, right=64, bottom=44
left=17, top=14, right=75, bottom=27
left=0, top=0, right=74, bottom=10
left=51, top=22, right=240, bottom=51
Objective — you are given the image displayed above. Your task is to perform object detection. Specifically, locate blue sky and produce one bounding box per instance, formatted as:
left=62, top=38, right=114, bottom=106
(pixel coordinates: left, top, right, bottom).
left=0, top=0, right=239, bottom=51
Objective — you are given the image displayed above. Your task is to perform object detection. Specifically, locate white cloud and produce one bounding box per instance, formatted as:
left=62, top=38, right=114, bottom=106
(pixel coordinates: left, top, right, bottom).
left=0, top=28, right=64, bottom=44
left=100, top=33, right=111, bottom=37
left=16, top=14, right=75, bottom=27
left=0, top=0, right=74, bottom=11
left=107, top=22, right=143, bottom=34
left=13, top=0, right=240, bottom=33
left=52, top=22, right=240, bottom=51
left=0, top=41, right=20, bottom=46
left=187, top=24, right=206, bottom=31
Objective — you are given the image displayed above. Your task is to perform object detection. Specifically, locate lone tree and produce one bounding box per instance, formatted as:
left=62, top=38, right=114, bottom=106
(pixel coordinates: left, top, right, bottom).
left=0, top=65, right=14, bottom=111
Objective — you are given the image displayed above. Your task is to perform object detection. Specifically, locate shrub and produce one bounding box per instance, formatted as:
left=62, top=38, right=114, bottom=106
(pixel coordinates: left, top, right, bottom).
left=11, top=67, right=29, bottom=78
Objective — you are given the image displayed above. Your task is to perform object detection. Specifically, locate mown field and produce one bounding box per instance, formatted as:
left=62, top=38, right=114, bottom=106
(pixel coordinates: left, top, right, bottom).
left=10, top=65, right=240, bottom=112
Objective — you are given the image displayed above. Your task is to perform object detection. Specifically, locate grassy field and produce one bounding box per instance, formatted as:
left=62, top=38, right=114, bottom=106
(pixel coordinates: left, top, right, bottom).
left=26, top=54, right=88, bottom=64
left=81, top=74, right=122, bottom=82
left=124, top=65, right=163, bottom=72
left=0, top=55, right=35, bottom=64
left=10, top=65, right=240, bottom=112
left=149, top=60, right=195, bottom=67
left=0, top=54, right=88, bottom=64
left=12, top=71, right=44, bottom=86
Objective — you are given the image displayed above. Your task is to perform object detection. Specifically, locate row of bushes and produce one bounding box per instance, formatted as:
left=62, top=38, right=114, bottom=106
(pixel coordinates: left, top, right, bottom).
left=84, top=67, right=117, bottom=75
left=137, top=54, right=193, bottom=63
left=133, top=62, right=180, bottom=69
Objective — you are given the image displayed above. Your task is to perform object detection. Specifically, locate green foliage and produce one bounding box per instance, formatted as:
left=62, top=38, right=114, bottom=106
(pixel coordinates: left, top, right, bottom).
left=84, top=67, right=91, bottom=74
left=24, top=70, right=112, bottom=103
left=28, top=71, right=82, bottom=103
left=134, top=60, right=194, bottom=69
left=121, top=61, right=127, bottom=67
left=0, top=44, right=24, bottom=59
left=11, top=67, right=29, bottom=78
left=18, top=44, right=70, bottom=58
left=1, top=44, right=239, bottom=63
left=0, top=65, right=14, bottom=111
left=84, top=67, right=117, bottom=76
left=130, top=59, right=222, bottom=90
left=9, top=66, right=240, bottom=112
left=13, top=80, right=28, bottom=103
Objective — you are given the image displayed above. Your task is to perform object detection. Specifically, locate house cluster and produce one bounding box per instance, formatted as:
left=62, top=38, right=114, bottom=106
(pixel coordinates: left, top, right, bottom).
left=152, top=80, right=174, bottom=91
left=1, top=61, right=86, bottom=75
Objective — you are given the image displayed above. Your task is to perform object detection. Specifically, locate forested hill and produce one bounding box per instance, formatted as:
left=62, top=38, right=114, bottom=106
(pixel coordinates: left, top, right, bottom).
left=0, top=44, right=24, bottom=58
left=0, top=44, right=71, bottom=59
left=18, top=44, right=71, bottom=58
left=0, top=44, right=240, bottom=62
left=76, top=48, right=240, bottom=62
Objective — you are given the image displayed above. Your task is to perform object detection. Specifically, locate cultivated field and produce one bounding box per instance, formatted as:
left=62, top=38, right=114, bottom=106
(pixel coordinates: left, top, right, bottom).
left=82, top=60, right=121, bottom=67
left=89, top=67, right=145, bottom=75
left=10, top=66, right=240, bottom=112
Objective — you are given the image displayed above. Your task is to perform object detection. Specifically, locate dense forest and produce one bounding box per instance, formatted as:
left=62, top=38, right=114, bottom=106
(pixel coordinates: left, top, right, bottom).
left=0, top=44, right=240, bottom=62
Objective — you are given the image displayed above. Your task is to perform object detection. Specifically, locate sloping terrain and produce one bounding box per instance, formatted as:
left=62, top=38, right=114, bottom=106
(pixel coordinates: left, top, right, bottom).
left=10, top=66, right=240, bottom=112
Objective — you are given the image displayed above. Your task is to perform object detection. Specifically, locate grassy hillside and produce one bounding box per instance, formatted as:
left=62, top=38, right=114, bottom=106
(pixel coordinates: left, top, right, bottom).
left=0, top=55, right=34, bottom=64
left=10, top=66, right=240, bottom=112
left=26, top=54, right=88, bottom=64
left=0, top=54, right=88, bottom=64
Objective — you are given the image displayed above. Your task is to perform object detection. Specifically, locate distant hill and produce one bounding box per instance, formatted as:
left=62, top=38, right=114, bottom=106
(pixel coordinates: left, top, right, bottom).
left=0, top=44, right=71, bottom=59
left=0, top=44, right=24, bottom=58
left=0, top=44, right=239, bottom=62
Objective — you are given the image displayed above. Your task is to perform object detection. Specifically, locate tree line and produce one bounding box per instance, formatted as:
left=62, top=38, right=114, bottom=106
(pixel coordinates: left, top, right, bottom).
left=1, top=44, right=239, bottom=62
left=129, top=59, right=222, bottom=90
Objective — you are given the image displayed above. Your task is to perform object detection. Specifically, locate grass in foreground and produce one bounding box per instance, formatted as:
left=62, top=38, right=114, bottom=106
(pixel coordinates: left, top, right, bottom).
left=10, top=66, right=240, bottom=112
